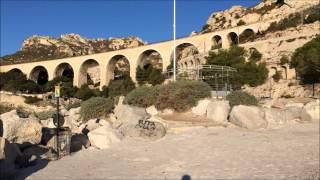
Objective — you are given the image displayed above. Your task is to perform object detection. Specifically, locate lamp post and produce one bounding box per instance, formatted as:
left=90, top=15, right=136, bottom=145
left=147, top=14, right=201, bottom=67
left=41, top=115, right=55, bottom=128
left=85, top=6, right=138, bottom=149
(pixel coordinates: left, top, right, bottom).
left=173, top=0, right=176, bottom=81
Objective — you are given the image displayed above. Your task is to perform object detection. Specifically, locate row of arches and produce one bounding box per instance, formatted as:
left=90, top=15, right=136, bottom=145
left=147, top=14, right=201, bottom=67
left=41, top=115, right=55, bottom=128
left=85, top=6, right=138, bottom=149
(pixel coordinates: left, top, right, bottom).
left=9, top=43, right=201, bottom=87
left=6, top=28, right=258, bottom=87
left=212, top=28, right=256, bottom=48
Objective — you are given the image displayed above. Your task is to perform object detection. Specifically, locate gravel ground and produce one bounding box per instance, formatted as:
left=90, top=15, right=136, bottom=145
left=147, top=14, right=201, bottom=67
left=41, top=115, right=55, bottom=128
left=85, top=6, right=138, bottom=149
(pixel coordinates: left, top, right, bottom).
left=17, top=120, right=319, bottom=180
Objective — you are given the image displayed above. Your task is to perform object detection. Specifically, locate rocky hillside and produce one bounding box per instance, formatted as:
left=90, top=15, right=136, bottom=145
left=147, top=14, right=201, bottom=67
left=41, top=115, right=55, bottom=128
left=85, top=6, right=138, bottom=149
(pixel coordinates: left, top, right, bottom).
left=201, top=0, right=319, bottom=33
left=0, top=34, right=145, bottom=64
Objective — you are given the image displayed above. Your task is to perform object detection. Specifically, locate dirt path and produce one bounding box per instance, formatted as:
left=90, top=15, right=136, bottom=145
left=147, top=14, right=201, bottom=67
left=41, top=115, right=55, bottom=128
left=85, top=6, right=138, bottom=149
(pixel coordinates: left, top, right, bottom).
left=17, top=121, right=319, bottom=180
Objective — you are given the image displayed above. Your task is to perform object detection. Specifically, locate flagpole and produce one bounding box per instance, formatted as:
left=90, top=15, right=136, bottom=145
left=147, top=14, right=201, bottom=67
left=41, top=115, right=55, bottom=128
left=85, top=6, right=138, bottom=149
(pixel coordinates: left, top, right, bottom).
left=173, top=0, right=176, bottom=81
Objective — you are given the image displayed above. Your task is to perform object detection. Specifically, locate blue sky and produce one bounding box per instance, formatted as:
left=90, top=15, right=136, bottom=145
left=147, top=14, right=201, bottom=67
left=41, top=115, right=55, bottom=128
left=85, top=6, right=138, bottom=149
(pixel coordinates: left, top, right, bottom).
left=1, top=0, right=260, bottom=56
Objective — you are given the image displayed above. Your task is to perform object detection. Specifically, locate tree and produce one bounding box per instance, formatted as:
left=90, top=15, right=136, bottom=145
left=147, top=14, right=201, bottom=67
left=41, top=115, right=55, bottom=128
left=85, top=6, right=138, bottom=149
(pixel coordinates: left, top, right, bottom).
left=205, top=46, right=268, bottom=89
left=290, top=36, right=320, bottom=96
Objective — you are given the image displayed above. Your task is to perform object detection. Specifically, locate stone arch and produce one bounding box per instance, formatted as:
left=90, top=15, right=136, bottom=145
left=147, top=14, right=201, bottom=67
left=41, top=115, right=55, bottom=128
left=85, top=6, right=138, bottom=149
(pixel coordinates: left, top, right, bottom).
left=5, top=68, right=27, bottom=81
left=269, top=66, right=278, bottom=77
left=170, top=43, right=199, bottom=70
left=281, top=66, right=287, bottom=80
left=227, top=32, right=238, bottom=46
left=212, top=35, right=222, bottom=49
left=239, top=28, right=255, bottom=44
left=54, top=63, right=74, bottom=80
left=138, top=49, right=163, bottom=70
left=30, top=66, right=49, bottom=85
left=78, top=59, right=100, bottom=87
left=106, top=55, right=130, bottom=83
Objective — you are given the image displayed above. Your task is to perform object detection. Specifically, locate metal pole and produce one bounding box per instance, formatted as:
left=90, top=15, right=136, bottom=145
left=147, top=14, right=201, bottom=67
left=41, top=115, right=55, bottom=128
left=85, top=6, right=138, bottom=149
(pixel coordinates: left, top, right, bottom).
left=56, top=95, right=60, bottom=159
left=173, top=0, right=176, bottom=81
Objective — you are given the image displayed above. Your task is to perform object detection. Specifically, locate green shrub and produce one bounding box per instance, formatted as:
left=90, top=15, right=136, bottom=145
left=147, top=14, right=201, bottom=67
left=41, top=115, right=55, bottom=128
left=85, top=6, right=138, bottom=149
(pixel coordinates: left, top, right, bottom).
left=237, top=20, right=246, bottom=26
left=74, top=85, right=97, bottom=100
left=35, top=110, right=55, bottom=120
left=226, top=91, right=258, bottom=107
left=280, top=55, right=289, bottom=65
left=136, top=66, right=165, bottom=86
left=24, top=96, right=42, bottom=104
left=266, top=13, right=302, bottom=32
left=108, top=76, right=135, bottom=98
left=80, top=97, right=114, bottom=122
left=16, top=106, right=31, bottom=118
left=249, top=49, right=262, bottom=62
left=125, top=85, right=158, bottom=108
left=0, top=104, right=14, bottom=115
left=205, top=46, right=268, bottom=89
left=65, top=102, right=81, bottom=111
left=155, top=80, right=211, bottom=112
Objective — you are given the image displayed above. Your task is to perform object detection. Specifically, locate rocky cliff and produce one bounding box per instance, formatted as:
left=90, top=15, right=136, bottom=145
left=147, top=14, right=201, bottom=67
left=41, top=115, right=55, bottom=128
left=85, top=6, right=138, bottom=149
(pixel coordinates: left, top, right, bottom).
left=201, top=0, right=319, bottom=33
left=0, top=34, right=145, bottom=63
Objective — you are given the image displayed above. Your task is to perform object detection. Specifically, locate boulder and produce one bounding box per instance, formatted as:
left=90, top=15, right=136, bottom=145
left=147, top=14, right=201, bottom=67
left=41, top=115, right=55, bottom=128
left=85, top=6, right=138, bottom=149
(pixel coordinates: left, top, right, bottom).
left=113, top=105, right=147, bottom=129
left=0, top=137, right=22, bottom=179
left=22, top=145, right=49, bottom=158
left=229, top=105, right=267, bottom=129
left=263, top=108, right=287, bottom=128
left=70, top=134, right=91, bottom=152
left=78, top=118, right=102, bottom=135
left=146, top=106, right=158, bottom=116
left=191, top=99, right=211, bottom=116
left=283, top=106, right=312, bottom=122
left=206, top=100, right=230, bottom=124
left=88, top=125, right=122, bottom=149
left=303, top=100, right=320, bottom=121
left=285, top=103, right=304, bottom=108
left=161, top=109, right=174, bottom=115
left=1, top=110, right=42, bottom=144
left=120, top=117, right=166, bottom=140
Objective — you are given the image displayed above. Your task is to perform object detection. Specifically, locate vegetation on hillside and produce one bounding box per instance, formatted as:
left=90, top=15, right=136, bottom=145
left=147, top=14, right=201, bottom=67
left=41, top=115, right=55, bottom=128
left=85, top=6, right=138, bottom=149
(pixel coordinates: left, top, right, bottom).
left=290, top=36, right=320, bottom=90
left=226, top=91, right=258, bottom=107
left=125, top=80, right=211, bottom=112
left=136, top=65, right=165, bottom=86
left=205, top=46, right=268, bottom=89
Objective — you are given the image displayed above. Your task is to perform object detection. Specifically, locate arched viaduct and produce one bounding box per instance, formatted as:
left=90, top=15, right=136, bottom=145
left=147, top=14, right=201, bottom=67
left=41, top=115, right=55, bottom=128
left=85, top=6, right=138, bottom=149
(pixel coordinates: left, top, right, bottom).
left=0, top=22, right=268, bottom=89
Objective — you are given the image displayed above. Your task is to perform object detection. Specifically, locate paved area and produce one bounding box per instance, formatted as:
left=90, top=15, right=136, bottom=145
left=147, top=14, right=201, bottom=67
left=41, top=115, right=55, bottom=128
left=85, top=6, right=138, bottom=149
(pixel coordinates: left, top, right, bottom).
left=17, top=121, right=319, bottom=180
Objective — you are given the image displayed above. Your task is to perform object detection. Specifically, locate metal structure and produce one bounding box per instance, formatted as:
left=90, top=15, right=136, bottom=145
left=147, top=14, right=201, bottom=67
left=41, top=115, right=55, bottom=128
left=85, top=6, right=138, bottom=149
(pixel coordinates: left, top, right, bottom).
left=164, top=64, right=237, bottom=97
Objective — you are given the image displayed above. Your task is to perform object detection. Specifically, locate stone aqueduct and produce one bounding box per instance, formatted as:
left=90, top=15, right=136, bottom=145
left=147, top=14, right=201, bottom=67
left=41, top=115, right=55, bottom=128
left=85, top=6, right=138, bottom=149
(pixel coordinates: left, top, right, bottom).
left=0, top=22, right=289, bottom=89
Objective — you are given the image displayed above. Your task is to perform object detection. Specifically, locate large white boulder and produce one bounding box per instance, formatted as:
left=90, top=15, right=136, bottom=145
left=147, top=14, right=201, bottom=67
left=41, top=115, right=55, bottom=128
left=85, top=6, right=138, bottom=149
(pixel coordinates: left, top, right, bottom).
left=191, top=99, right=211, bottom=116
left=206, top=100, right=230, bottom=124
left=229, top=105, right=267, bottom=129
left=113, top=105, right=147, bottom=128
left=1, top=110, right=42, bottom=144
left=283, top=106, right=312, bottom=122
left=88, top=125, right=122, bottom=149
left=285, top=103, right=304, bottom=108
left=303, top=100, right=320, bottom=121
left=263, top=108, right=287, bottom=128
left=146, top=105, right=158, bottom=116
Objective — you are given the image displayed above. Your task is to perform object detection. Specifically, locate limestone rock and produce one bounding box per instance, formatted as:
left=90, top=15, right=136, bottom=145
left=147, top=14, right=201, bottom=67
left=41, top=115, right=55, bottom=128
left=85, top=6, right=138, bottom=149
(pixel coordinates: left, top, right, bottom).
left=303, top=100, right=320, bottom=121
left=70, top=134, right=91, bottom=152
left=146, top=105, right=158, bottom=116
left=285, top=102, right=304, bottom=108
left=229, top=105, right=267, bottom=129
left=263, top=108, right=288, bottom=128
left=113, top=105, right=147, bottom=129
left=206, top=100, right=230, bottom=124
left=1, top=110, right=42, bottom=144
left=191, top=99, right=211, bottom=116
left=283, top=106, right=312, bottom=122
left=120, top=118, right=166, bottom=140
left=88, top=125, right=122, bottom=149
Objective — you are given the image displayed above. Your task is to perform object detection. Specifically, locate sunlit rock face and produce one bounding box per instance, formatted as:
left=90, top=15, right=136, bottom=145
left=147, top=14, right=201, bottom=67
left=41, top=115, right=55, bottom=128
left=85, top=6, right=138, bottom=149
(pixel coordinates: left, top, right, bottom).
left=2, top=33, right=145, bottom=62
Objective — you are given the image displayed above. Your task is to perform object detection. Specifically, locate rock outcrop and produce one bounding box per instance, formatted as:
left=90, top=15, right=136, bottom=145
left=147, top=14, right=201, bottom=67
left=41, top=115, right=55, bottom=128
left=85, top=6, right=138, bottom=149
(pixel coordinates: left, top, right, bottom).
left=229, top=105, right=268, bottom=129
left=0, top=110, right=42, bottom=145
left=202, top=0, right=319, bottom=32
left=88, top=125, right=122, bottom=149
left=1, top=33, right=145, bottom=63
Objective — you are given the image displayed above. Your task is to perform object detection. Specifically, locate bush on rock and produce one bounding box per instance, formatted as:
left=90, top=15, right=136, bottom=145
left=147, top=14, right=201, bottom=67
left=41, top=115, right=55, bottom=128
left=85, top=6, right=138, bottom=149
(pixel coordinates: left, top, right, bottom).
left=80, top=97, right=114, bottom=122
left=125, top=85, right=158, bottom=108
left=155, top=80, right=211, bottom=112
left=226, top=91, right=258, bottom=107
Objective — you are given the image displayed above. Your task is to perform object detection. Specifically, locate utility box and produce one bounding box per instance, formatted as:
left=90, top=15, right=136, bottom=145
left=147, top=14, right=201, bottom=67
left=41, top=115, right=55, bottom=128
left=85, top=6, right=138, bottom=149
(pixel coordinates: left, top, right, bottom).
left=41, top=127, right=72, bottom=159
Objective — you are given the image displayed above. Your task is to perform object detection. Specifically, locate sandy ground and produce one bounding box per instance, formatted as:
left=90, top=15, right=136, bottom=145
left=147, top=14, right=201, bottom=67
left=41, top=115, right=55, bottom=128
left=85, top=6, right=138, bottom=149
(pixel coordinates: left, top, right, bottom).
left=17, top=120, right=319, bottom=180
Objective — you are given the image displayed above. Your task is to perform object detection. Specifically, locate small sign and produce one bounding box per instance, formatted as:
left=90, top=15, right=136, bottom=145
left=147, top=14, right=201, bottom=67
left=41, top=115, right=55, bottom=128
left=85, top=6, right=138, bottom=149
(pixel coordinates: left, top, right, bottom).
left=55, top=85, right=60, bottom=97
